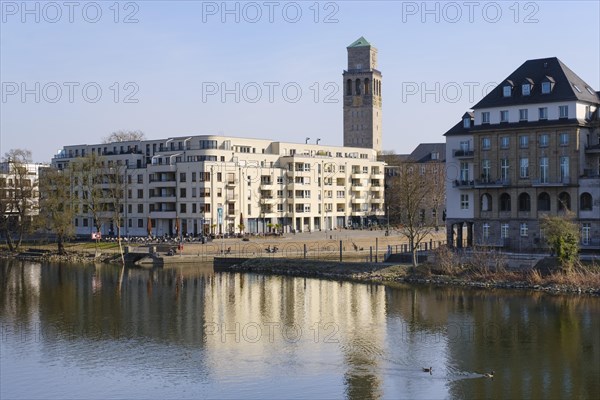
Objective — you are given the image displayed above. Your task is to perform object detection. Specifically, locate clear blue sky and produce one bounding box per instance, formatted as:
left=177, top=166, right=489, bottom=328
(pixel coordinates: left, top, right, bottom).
left=1, top=1, right=599, bottom=162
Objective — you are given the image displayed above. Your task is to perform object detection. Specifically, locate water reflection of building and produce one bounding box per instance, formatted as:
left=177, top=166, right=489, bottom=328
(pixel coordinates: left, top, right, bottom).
left=202, top=273, right=387, bottom=397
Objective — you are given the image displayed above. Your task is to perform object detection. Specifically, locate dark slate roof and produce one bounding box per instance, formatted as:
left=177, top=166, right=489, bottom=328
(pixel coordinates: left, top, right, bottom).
left=408, top=143, right=446, bottom=162
left=444, top=113, right=474, bottom=137
left=473, top=57, right=600, bottom=109
left=470, top=118, right=591, bottom=133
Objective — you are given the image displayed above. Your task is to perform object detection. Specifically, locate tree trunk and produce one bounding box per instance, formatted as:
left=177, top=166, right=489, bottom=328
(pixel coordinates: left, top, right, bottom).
left=57, top=235, right=65, bottom=255
left=4, top=228, right=15, bottom=252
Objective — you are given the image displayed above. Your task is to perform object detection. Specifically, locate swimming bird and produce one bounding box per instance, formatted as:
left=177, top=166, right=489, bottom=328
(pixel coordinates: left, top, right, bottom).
left=422, top=367, right=432, bottom=374
left=483, top=371, right=494, bottom=378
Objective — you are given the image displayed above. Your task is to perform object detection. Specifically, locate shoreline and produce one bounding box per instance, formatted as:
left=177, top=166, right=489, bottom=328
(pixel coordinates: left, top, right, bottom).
left=221, top=258, right=600, bottom=296
left=3, top=250, right=599, bottom=296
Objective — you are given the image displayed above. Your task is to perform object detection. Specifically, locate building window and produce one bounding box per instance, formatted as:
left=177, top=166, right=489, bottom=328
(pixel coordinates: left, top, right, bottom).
left=500, top=110, right=509, bottom=122
left=501, top=224, right=509, bottom=239
left=519, top=158, right=529, bottom=178
left=460, top=162, right=469, bottom=182
left=137, top=174, right=143, bottom=184
left=180, top=203, right=186, bottom=213
left=501, top=159, right=509, bottom=181
left=519, top=135, right=529, bottom=148
left=559, top=105, right=568, bottom=118
left=460, top=194, right=469, bottom=210
left=582, top=223, right=591, bottom=245
left=179, top=172, right=186, bottom=182
left=483, top=223, right=490, bottom=239
left=500, top=136, right=509, bottom=149
left=463, top=118, right=470, bottom=128
left=180, top=188, right=187, bottom=198
left=522, top=84, right=531, bottom=96
left=560, top=157, right=569, bottom=182
left=481, top=193, right=492, bottom=211
left=137, top=189, right=143, bottom=199
left=482, top=112, right=490, bottom=124
left=559, top=132, right=569, bottom=145
left=558, top=192, right=571, bottom=211
left=520, top=223, right=528, bottom=237
left=518, top=193, right=531, bottom=211
left=481, top=137, right=491, bottom=150
left=580, top=193, right=593, bottom=211
left=541, top=81, right=551, bottom=94
left=540, top=157, right=549, bottom=183
left=519, top=109, right=528, bottom=121
left=539, top=133, right=549, bottom=147
left=137, top=204, right=143, bottom=213
left=481, top=159, right=491, bottom=182
left=500, top=193, right=511, bottom=211
left=503, top=86, right=512, bottom=97
left=539, top=107, right=548, bottom=120
left=137, top=219, right=143, bottom=228
left=538, top=192, right=551, bottom=211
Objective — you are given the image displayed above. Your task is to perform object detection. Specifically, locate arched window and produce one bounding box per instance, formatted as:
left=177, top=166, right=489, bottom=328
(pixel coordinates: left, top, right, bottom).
left=481, top=193, right=492, bottom=211
left=558, top=192, right=571, bottom=211
left=500, top=193, right=511, bottom=211
left=364, top=78, right=370, bottom=95
left=518, top=193, right=531, bottom=211
left=346, top=79, right=352, bottom=96
left=580, top=192, right=593, bottom=211
left=355, top=79, right=361, bottom=95
left=538, top=192, right=550, bottom=211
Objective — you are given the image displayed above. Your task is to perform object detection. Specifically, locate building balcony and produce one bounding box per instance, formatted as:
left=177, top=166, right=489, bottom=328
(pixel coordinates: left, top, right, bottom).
left=148, top=164, right=176, bottom=172
left=150, top=211, right=177, bottom=219
left=352, top=197, right=368, bottom=204
left=531, top=178, right=570, bottom=187
left=581, top=170, right=600, bottom=179
left=149, top=195, right=177, bottom=202
left=453, top=179, right=475, bottom=189
left=351, top=172, right=369, bottom=179
left=585, top=144, right=600, bottom=154
left=149, top=178, right=176, bottom=187
left=371, top=197, right=384, bottom=203
left=226, top=194, right=239, bottom=202
left=226, top=179, right=238, bottom=187
left=453, top=149, right=474, bottom=159
left=474, top=179, right=510, bottom=188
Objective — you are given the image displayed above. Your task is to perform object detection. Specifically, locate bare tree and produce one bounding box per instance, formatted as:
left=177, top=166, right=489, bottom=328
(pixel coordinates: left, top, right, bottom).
left=102, top=130, right=146, bottom=144
left=0, top=149, right=38, bottom=251
left=70, top=153, right=106, bottom=235
left=105, top=162, right=128, bottom=265
left=385, top=156, right=445, bottom=266
left=38, top=167, right=75, bottom=255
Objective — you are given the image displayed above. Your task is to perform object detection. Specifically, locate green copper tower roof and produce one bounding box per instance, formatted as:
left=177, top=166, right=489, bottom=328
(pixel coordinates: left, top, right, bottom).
left=347, top=37, right=371, bottom=48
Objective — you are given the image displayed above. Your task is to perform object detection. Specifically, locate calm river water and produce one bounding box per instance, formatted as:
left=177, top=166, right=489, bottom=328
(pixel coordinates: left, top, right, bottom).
left=1, top=260, right=599, bottom=399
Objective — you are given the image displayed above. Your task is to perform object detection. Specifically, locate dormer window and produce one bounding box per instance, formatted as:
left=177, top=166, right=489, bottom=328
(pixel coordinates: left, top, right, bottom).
left=522, top=84, right=531, bottom=96
left=573, top=84, right=582, bottom=93
left=503, top=86, right=512, bottom=97
left=463, top=118, right=470, bottom=128
left=586, top=87, right=595, bottom=95
left=541, top=82, right=551, bottom=94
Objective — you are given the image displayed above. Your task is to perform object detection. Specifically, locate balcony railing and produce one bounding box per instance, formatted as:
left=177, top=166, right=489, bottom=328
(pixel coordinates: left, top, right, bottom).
left=474, top=179, right=510, bottom=188
left=452, top=180, right=474, bottom=188
left=453, top=149, right=474, bottom=158
left=531, top=177, right=570, bottom=186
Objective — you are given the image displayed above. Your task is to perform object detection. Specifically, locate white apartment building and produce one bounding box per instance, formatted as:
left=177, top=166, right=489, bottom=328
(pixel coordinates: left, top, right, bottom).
left=0, top=161, right=46, bottom=226
left=51, top=135, right=386, bottom=237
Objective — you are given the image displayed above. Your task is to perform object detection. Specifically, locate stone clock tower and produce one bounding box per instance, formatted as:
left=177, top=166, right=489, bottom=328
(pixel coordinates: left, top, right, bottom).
left=343, top=37, right=382, bottom=153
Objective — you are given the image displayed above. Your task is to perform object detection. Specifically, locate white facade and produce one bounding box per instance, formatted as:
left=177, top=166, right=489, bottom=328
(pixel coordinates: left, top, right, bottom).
left=51, top=135, right=386, bottom=237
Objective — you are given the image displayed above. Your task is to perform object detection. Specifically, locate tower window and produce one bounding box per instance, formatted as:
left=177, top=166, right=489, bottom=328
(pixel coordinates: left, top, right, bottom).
left=355, top=79, right=361, bottom=95
left=346, top=79, right=352, bottom=96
